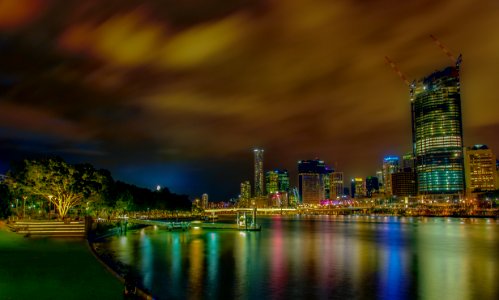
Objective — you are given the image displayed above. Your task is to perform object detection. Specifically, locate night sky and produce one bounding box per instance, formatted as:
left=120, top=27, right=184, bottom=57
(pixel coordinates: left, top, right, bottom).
left=1, top=0, right=498, bottom=200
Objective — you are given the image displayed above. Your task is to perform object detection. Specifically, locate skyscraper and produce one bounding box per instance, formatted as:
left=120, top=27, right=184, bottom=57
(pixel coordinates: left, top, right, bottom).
left=382, top=156, right=399, bottom=196
left=201, top=193, right=209, bottom=209
left=351, top=178, right=366, bottom=198
left=463, top=145, right=498, bottom=195
left=330, top=172, right=344, bottom=199
left=240, top=181, right=251, bottom=207
left=276, top=170, right=290, bottom=192
left=254, top=149, right=264, bottom=197
left=391, top=170, right=417, bottom=197
left=376, top=170, right=384, bottom=193
left=266, top=170, right=279, bottom=195
left=402, top=152, right=415, bottom=170
left=298, top=159, right=327, bottom=205
left=411, top=56, right=464, bottom=195
left=365, top=176, right=379, bottom=197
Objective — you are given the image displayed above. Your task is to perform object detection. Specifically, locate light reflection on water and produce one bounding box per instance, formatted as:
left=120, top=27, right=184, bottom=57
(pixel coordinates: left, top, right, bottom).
left=101, top=216, right=499, bottom=300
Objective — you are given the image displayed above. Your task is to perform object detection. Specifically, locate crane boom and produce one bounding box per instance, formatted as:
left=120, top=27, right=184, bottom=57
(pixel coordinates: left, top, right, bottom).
left=384, top=56, right=409, bottom=86
left=429, top=34, right=456, bottom=62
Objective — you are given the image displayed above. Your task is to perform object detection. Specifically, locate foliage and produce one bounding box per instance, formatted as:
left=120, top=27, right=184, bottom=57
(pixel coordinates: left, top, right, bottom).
left=5, top=158, right=107, bottom=219
left=0, top=183, right=11, bottom=218
left=112, top=181, right=191, bottom=211
left=3, top=158, right=192, bottom=219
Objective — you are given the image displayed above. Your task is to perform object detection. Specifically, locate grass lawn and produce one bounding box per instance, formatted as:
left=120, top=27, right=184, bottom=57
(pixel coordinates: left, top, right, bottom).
left=0, top=224, right=123, bottom=300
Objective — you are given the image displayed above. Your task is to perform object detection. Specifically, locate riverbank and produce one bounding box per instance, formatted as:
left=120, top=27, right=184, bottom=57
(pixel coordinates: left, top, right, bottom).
left=89, top=224, right=154, bottom=299
left=0, top=220, right=123, bottom=300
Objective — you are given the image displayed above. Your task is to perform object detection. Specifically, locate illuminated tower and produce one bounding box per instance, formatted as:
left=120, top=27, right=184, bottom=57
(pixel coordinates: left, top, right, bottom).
left=411, top=57, right=464, bottom=195
left=383, top=156, right=400, bottom=196
left=253, top=149, right=264, bottom=197
left=463, top=145, right=498, bottom=195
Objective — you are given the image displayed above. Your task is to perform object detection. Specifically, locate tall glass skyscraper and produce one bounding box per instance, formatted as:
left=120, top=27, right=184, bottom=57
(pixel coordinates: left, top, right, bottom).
left=254, top=149, right=264, bottom=197
left=411, top=57, right=464, bottom=194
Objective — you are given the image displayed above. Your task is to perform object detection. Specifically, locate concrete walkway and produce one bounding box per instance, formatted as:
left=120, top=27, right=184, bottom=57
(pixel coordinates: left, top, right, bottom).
left=0, top=221, right=123, bottom=300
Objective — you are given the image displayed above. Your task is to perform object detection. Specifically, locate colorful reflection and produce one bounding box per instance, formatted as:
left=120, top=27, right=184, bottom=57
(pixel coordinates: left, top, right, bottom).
left=101, top=217, right=499, bottom=300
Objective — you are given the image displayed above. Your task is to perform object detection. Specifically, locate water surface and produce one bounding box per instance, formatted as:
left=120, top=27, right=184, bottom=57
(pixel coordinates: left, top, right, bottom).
left=98, top=216, right=498, bottom=299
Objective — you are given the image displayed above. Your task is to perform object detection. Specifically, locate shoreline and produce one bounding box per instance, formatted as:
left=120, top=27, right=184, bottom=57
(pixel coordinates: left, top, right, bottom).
left=88, top=228, right=154, bottom=299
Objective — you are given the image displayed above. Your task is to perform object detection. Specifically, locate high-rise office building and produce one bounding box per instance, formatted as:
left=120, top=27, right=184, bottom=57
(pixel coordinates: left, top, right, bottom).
left=376, top=170, right=384, bottom=193
left=323, top=167, right=333, bottom=199
left=254, top=149, right=264, bottom=197
left=201, top=193, right=209, bottom=209
left=330, top=172, right=344, bottom=199
left=463, top=145, right=498, bottom=195
left=392, top=170, right=417, bottom=197
left=266, top=169, right=290, bottom=195
left=240, top=181, right=251, bottom=207
left=277, top=170, right=290, bottom=192
left=402, top=152, right=415, bottom=170
left=383, top=156, right=400, bottom=196
left=411, top=57, right=464, bottom=194
left=266, top=171, right=279, bottom=194
left=351, top=178, right=366, bottom=198
left=365, top=176, right=379, bottom=197
left=298, top=159, right=327, bottom=205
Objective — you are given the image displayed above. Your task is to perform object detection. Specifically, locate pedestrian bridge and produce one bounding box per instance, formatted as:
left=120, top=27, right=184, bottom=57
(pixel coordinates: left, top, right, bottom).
left=128, top=218, right=261, bottom=231
left=204, top=207, right=373, bottom=214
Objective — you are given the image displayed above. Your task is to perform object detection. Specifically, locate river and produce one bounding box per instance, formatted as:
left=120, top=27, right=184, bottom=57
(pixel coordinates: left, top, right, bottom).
left=96, top=216, right=498, bottom=299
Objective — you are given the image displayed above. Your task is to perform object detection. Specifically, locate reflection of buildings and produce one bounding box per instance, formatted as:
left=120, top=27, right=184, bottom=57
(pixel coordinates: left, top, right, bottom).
left=383, top=156, right=399, bottom=196
left=463, top=145, right=498, bottom=195
left=254, top=149, right=264, bottom=197
left=411, top=57, right=465, bottom=195
left=298, top=159, right=327, bottom=205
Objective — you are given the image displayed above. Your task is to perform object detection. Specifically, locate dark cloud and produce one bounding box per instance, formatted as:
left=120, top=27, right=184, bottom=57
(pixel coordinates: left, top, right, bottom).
left=0, top=0, right=498, bottom=199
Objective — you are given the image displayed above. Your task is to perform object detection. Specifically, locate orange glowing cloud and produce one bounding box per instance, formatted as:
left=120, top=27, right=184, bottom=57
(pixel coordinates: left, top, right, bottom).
left=0, top=0, right=47, bottom=29
left=59, top=9, right=166, bottom=68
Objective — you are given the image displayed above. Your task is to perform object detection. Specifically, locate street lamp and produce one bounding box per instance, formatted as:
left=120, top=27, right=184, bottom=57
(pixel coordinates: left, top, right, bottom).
left=22, top=196, right=27, bottom=220
left=48, top=195, right=53, bottom=220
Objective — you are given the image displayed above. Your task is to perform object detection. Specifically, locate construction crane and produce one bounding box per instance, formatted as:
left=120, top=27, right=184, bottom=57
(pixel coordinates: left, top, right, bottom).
left=429, top=34, right=462, bottom=67
left=384, top=56, right=410, bottom=86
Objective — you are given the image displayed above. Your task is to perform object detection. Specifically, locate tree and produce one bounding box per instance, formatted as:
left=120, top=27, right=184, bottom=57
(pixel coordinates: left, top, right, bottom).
left=0, top=183, right=12, bottom=218
left=5, top=158, right=106, bottom=219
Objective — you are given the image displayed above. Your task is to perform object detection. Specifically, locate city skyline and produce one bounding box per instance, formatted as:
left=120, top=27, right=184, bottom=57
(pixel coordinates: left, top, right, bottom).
left=1, top=1, right=499, bottom=200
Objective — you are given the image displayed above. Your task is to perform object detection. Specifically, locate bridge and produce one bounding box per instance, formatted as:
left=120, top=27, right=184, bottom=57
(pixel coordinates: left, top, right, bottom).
left=204, top=207, right=374, bottom=215
left=127, top=218, right=261, bottom=231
